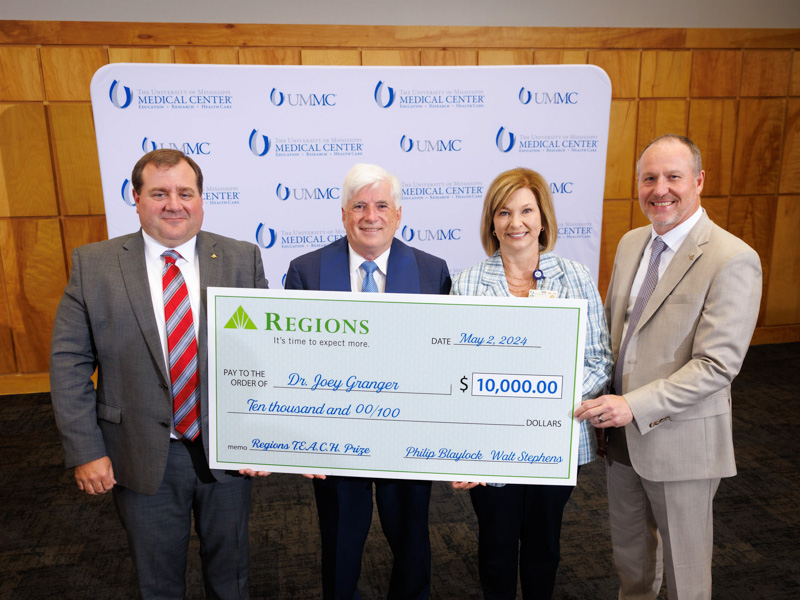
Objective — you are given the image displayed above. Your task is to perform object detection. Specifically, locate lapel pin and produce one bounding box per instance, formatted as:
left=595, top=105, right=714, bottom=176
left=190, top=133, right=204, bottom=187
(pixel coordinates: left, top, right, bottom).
left=689, top=253, right=695, bottom=260
left=211, top=253, right=217, bottom=259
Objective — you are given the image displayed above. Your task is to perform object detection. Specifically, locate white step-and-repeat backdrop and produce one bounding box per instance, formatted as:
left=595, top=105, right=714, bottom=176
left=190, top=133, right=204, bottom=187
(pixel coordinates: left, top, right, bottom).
left=90, top=64, right=611, bottom=286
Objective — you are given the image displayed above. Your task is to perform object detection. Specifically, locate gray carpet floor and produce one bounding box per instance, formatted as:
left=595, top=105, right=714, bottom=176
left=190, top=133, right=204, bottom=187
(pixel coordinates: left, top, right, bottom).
left=1, top=342, right=798, bottom=598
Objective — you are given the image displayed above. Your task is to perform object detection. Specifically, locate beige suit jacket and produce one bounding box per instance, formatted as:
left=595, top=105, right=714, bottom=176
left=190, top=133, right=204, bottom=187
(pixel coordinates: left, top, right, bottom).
left=606, top=212, right=762, bottom=482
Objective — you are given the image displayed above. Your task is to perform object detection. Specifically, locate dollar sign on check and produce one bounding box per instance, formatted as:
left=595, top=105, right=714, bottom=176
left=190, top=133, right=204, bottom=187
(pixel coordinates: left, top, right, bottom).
left=460, top=376, right=469, bottom=393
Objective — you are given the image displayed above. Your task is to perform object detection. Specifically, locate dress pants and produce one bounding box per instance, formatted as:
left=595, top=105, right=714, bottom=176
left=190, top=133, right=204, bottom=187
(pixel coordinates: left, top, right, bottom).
left=469, top=482, right=575, bottom=600
left=607, top=457, right=720, bottom=600
left=113, top=438, right=252, bottom=600
left=313, top=476, right=432, bottom=600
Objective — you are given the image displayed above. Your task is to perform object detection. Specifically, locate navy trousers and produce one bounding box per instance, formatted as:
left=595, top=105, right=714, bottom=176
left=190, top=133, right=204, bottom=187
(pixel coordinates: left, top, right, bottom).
left=313, top=476, right=432, bottom=600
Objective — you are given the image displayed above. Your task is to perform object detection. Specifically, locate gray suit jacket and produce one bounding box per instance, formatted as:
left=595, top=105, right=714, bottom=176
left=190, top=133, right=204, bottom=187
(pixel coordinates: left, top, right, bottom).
left=50, top=230, right=267, bottom=495
left=606, top=212, right=761, bottom=482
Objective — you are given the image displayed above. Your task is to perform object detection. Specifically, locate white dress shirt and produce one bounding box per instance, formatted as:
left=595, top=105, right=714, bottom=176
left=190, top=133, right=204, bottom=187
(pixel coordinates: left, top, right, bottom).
left=347, top=244, right=391, bottom=293
left=141, top=230, right=201, bottom=438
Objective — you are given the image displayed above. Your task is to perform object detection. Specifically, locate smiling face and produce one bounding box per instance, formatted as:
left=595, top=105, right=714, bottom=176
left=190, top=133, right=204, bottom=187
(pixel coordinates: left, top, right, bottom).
left=637, top=138, right=705, bottom=235
left=133, top=160, right=204, bottom=247
left=492, top=187, right=542, bottom=258
left=341, top=180, right=402, bottom=260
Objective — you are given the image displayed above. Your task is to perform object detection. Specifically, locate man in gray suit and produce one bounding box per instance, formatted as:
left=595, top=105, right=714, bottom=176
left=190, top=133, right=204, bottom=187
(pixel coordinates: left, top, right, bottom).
left=575, top=135, right=761, bottom=599
left=50, top=149, right=267, bottom=599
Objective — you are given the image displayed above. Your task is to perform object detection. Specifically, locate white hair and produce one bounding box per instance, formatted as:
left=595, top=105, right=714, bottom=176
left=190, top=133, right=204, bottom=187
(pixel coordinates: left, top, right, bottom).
left=340, top=163, right=401, bottom=208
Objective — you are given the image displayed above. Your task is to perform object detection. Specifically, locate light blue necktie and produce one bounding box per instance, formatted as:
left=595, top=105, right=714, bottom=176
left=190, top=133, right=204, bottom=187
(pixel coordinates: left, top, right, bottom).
left=613, top=236, right=667, bottom=394
left=361, top=261, right=378, bottom=293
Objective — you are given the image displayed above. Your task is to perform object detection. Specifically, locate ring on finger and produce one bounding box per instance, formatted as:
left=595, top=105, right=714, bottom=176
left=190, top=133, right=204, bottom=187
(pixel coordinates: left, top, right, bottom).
left=598, top=414, right=604, bottom=423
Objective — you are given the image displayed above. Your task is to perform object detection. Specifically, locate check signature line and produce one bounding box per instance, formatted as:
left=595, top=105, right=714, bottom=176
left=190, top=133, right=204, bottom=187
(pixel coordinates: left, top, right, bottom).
left=227, top=411, right=524, bottom=426
left=404, top=457, right=563, bottom=465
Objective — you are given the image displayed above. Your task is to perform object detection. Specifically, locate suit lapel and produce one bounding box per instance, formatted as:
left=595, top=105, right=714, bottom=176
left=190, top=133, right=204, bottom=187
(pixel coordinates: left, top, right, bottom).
left=537, top=253, right=568, bottom=298
left=320, top=237, right=352, bottom=291
left=480, top=253, right=509, bottom=297
left=385, top=239, right=420, bottom=294
left=635, top=214, right=710, bottom=333
left=196, top=231, right=220, bottom=371
left=610, top=229, right=651, bottom=347
left=120, top=231, right=169, bottom=385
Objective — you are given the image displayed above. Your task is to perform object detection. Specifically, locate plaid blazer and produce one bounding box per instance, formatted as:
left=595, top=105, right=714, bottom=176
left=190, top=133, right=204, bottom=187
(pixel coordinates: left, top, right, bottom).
left=451, top=251, right=612, bottom=465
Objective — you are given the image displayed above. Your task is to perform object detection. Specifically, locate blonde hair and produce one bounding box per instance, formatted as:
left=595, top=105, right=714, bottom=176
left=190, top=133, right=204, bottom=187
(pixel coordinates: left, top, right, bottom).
left=479, top=168, right=557, bottom=256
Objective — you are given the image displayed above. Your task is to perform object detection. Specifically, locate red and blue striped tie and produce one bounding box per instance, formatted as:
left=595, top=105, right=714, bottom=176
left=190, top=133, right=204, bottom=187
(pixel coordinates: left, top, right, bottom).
left=162, top=250, right=200, bottom=441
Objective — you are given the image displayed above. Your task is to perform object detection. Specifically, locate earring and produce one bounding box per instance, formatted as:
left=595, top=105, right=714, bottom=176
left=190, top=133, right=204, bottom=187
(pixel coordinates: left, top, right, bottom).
left=492, top=231, right=497, bottom=237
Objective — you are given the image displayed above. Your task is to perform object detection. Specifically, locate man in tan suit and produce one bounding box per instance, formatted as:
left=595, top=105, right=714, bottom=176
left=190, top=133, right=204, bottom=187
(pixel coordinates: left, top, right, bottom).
left=575, top=135, right=761, bottom=599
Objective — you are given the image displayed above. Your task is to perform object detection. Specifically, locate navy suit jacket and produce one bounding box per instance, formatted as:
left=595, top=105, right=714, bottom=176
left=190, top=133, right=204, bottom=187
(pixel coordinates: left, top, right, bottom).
left=285, top=236, right=451, bottom=295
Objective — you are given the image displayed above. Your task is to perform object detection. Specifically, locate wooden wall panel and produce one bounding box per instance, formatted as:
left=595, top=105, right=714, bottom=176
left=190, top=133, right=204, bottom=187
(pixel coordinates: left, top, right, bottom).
left=733, top=99, right=786, bottom=195
left=740, top=50, right=792, bottom=97
left=0, top=218, right=66, bottom=372
left=534, top=50, right=587, bottom=65
left=764, top=195, right=800, bottom=325
left=699, top=196, right=730, bottom=230
left=604, top=100, right=637, bottom=199
left=362, top=50, right=421, bottom=66
left=174, top=47, right=238, bottom=64
left=421, top=50, right=478, bottom=66
left=0, top=104, right=57, bottom=217
left=108, top=47, right=173, bottom=63
left=588, top=50, right=639, bottom=98
left=40, top=46, right=107, bottom=101
left=636, top=100, right=688, bottom=155
left=0, top=249, right=16, bottom=374
left=301, top=49, right=361, bottom=65
left=2, top=21, right=800, bottom=391
left=478, top=50, right=531, bottom=65
left=599, top=199, right=632, bottom=297
left=0, top=46, right=43, bottom=101
left=780, top=98, right=800, bottom=193
left=49, top=104, right=104, bottom=216
left=690, top=50, right=741, bottom=98
left=239, top=48, right=301, bottom=65
left=61, top=216, right=108, bottom=273
left=729, top=195, right=777, bottom=324
left=688, top=99, right=737, bottom=197
left=639, top=51, right=691, bottom=98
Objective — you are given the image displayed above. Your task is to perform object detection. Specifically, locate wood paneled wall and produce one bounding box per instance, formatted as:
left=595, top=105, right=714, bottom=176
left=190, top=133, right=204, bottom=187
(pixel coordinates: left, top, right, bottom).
left=1, top=21, right=799, bottom=393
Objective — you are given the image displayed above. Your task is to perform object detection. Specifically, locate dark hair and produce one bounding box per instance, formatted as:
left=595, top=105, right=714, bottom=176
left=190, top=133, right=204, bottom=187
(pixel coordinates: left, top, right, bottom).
left=131, top=149, right=203, bottom=194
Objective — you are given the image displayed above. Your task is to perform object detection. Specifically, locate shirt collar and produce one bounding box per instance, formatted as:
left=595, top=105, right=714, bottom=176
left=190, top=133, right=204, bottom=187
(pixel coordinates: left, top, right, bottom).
left=348, top=243, right=391, bottom=275
left=650, top=206, right=704, bottom=253
left=142, top=229, right=198, bottom=265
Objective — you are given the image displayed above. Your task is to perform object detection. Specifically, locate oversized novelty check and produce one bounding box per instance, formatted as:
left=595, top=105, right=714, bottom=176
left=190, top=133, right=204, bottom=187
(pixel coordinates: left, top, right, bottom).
left=208, top=289, right=587, bottom=485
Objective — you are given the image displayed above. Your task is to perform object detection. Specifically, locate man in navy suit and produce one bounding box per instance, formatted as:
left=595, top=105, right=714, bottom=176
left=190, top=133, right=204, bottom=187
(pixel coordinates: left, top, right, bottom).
left=285, top=163, right=451, bottom=599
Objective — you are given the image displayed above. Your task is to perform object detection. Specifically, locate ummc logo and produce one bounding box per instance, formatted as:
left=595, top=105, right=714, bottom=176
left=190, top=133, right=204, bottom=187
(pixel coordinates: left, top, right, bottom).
left=276, top=184, right=340, bottom=201
left=271, top=87, right=336, bottom=107
left=109, top=80, right=132, bottom=109
left=374, top=81, right=396, bottom=108
left=518, top=87, right=579, bottom=105
left=142, top=137, right=210, bottom=155
left=255, top=224, right=277, bottom=249
left=249, top=130, right=270, bottom=156
left=120, top=179, right=135, bottom=206
left=551, top=182, right=574, bottom=194
left=401, top=226, right=462, bottom=242
left=399, top=136, right=462, bottom=152
left=496, top=127, right=516, bottom=153
left=270, top=88, right=285, bottom=106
